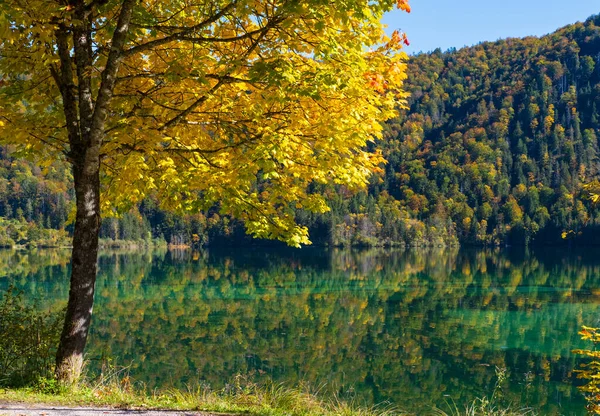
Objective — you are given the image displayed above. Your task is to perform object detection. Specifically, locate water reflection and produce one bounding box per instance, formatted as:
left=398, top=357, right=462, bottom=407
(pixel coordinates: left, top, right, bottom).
left=1, top=247, right=598, bottom=415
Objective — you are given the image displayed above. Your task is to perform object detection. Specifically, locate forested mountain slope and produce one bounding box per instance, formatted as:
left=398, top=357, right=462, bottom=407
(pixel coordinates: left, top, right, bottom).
left=2, top=15, right=600, bottom=247
left=310, top=13, right=600, bottom=246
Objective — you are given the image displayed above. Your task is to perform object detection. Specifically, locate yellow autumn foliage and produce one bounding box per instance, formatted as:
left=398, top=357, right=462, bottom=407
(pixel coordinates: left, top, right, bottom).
left=0, top=0, right=409, bottom=246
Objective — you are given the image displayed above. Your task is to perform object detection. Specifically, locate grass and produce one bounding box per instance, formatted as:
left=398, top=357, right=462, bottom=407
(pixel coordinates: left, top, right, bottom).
left=0, top=369, right=403, bottom=416
left=0, top=377, right=538, bottom=416
left=431, top=397, right=537, bottom=416
left=0, top=366, right=538, bottom=416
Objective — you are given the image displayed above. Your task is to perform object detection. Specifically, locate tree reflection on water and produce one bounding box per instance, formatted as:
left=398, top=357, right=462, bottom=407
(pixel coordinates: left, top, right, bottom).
left=1, top=247, right=597, bottom=415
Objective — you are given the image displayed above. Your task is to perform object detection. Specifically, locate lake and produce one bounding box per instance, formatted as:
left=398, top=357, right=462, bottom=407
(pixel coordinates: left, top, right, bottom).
left=1, top=247, right=598, bottom=415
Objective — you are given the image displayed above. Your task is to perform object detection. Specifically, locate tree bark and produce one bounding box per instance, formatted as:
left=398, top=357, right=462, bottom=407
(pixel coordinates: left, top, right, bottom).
left=55, top=151, right=101, bottom=383
left=52, top=0, right=137, bottom=383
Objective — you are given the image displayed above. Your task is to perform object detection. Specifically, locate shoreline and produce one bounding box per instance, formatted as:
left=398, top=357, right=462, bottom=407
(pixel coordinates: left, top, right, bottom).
left=0, top=386, right=535, bottom=416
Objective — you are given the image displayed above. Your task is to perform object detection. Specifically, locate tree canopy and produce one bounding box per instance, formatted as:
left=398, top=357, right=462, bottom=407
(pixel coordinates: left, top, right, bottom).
left=0, top=0, right=408, bottom=246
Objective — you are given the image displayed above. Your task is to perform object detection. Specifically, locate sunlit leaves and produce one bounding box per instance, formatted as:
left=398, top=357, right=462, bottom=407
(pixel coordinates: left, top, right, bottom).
left=396, top=0, right=411, bottom=13
left=574, top=327, right=600, bottom=414
left=0, top=0, right=410, bottom=247
left=583, top=181, right=600, bottom=206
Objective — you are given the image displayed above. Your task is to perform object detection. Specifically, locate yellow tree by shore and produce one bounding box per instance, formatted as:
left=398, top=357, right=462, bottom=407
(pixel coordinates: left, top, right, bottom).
left=0, top=0, right=409, bottom=381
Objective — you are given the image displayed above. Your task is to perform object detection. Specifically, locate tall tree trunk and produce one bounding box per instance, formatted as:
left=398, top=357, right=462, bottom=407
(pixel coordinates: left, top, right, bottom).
left=52, top=0, right=135, bottom=382
left=55, top=152, right=101, bottom=382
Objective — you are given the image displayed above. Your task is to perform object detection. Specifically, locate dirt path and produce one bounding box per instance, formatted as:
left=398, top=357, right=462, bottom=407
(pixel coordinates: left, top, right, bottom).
left=0, top=403, right=235, bottom=416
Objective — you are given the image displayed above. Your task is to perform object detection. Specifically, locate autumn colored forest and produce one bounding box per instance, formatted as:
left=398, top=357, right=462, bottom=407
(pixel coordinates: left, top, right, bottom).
left=2, top=14, right=600, bottom=248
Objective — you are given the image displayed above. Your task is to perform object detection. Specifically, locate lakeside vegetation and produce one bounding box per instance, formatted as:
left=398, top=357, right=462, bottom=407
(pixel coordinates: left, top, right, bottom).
left=0, top=383, right=536, bottom=416
left=1, top=382, right=403, bottom=416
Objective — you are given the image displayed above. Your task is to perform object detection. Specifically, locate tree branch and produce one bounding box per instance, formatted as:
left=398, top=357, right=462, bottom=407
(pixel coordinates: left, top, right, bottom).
left=159, top=79, right=225, bottom=131
left=88, top=0, right=137, bottom=153
left=53, top=24, right=81, bottom=150
left=157, top=19, right=276, bottom=131
left=73, top=3, right=95, bottom=140
left=123, top=1, right=238, bottom=57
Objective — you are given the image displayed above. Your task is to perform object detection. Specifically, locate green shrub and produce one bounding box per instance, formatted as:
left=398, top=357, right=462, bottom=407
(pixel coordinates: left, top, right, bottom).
left=0, top=285, right=63, bottom=387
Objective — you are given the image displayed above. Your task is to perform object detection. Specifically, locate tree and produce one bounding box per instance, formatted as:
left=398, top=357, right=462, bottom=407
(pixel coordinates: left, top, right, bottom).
left=0, top=0, right=409, bottom=381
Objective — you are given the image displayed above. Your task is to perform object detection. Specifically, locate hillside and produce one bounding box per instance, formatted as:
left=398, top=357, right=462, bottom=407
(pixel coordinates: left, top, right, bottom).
left=306, top=13, right=600, bottom=246
left=2, top=15, right=600, bottom=247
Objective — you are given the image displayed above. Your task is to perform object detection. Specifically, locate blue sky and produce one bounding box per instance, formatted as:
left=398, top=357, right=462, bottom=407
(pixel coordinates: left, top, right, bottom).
left=382, top=0, right=600, bottom=55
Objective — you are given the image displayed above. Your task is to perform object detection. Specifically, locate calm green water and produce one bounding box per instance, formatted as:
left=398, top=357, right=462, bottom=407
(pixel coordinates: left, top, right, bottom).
left=2, top=247, right=600, bottom=415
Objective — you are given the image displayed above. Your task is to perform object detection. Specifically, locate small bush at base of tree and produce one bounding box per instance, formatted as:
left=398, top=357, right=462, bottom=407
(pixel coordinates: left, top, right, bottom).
left=0, top=286, right=64, bottom=387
